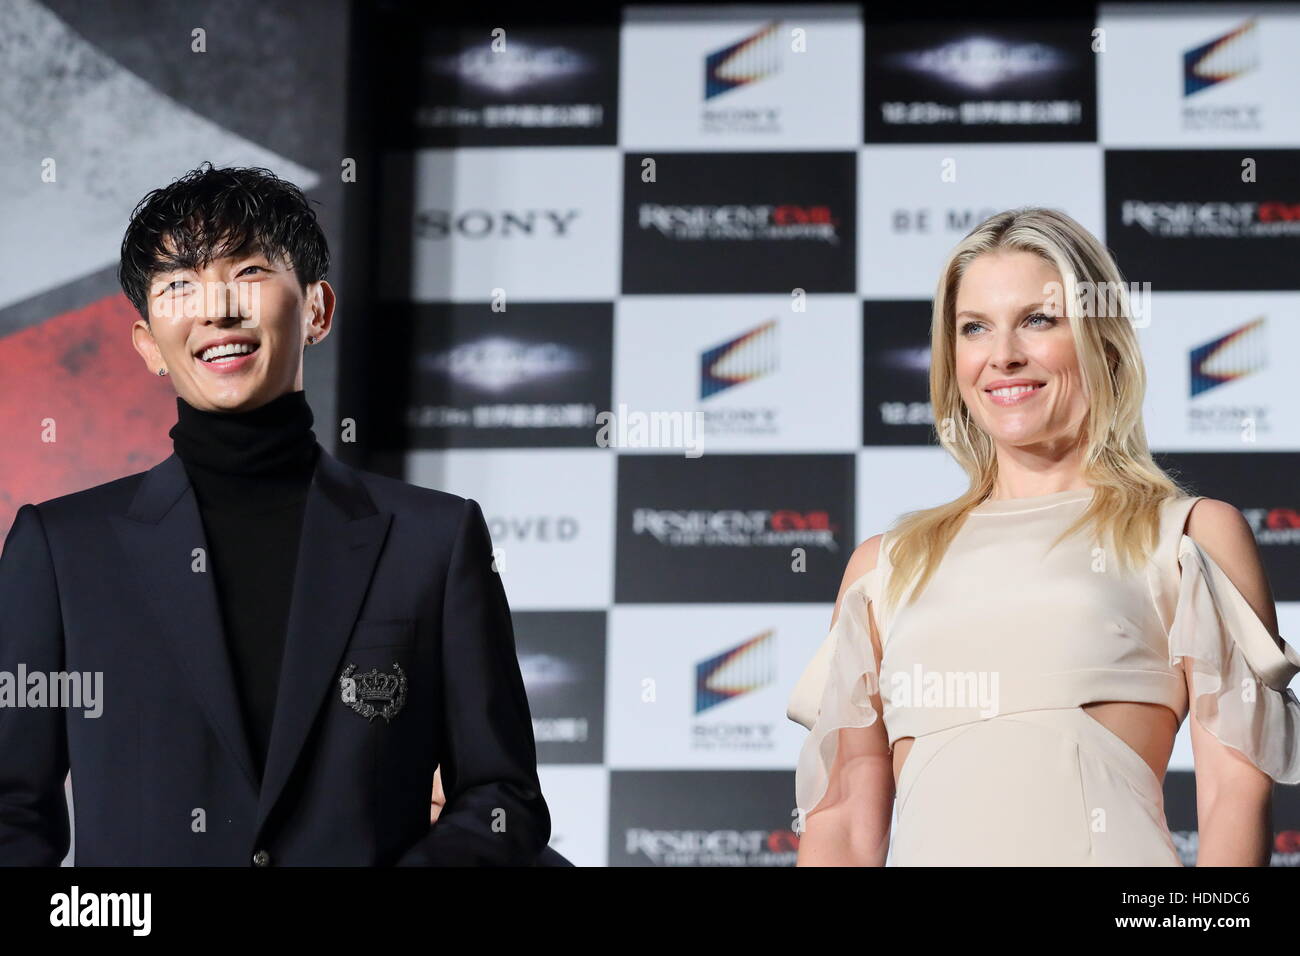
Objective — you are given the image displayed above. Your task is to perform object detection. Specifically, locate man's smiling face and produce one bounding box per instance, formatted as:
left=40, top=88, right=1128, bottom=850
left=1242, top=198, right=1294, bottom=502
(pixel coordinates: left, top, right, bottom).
left=131, top=237, right=332, bottom=412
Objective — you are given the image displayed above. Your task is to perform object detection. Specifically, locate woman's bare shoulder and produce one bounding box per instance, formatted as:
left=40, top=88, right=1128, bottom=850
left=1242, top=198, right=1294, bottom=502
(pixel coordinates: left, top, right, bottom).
left=1184, top=497, right=1278, bottom=638
left=839, top=533, right=884, bottom=590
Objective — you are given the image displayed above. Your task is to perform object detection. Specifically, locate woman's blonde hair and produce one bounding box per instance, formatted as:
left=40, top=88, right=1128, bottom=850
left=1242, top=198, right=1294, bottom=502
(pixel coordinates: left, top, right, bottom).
left=882, top=206, right=1191, bottom=612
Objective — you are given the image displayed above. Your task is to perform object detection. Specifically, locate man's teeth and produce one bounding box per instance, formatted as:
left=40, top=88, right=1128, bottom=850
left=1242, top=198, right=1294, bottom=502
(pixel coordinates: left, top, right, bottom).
left=200, top=343, right=257, bottom=362
left=990, top=385, right=1041, bottom=397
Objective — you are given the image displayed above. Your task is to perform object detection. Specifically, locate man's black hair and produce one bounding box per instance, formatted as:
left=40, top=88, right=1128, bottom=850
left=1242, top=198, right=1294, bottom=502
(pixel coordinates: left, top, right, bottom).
left=118, top=161, right=329, bottom=321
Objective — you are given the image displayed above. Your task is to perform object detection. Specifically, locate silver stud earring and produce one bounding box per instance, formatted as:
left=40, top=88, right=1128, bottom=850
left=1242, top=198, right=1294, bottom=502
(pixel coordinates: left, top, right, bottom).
left=157, top=368, right=167, bottom=376
left=307, top=335, right=317, bottom=345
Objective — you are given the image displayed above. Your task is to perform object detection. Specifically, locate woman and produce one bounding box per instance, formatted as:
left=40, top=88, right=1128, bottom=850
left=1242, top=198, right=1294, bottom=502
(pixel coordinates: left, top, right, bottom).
left=788, top=207, right=1300, bottom=866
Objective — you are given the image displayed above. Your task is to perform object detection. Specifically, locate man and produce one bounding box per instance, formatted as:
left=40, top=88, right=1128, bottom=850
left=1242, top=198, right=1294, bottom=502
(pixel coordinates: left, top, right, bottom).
left=0, top=163, right=552, bottom=865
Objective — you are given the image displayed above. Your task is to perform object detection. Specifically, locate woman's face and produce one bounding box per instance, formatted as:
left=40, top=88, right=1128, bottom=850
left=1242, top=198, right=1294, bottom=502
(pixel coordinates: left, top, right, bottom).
left=952, top=250, right=1088, bottom=448
left=131, top=241, right=332, bottom=412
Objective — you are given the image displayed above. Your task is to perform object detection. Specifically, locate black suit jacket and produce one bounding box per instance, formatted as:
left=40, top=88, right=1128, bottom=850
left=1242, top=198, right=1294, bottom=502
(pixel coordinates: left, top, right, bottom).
left=0, top=446, right=550, bottom=865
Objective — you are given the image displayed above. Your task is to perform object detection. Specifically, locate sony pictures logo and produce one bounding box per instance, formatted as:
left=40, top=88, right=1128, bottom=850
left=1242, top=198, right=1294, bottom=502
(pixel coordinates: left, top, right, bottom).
left=699, top=320, right=780, bottom=436
left=692, top=630, right=778, bottom=753
left=1188, top=317, right=1272, bottom=437
left=1182, top=18, right=1262, bottom=132
left=702, top=20, right=784, bottom=135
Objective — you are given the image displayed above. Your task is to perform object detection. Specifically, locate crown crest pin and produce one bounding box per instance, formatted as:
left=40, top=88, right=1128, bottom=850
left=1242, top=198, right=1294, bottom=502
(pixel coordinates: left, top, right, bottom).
left=339, top=662, right=408, bottom=723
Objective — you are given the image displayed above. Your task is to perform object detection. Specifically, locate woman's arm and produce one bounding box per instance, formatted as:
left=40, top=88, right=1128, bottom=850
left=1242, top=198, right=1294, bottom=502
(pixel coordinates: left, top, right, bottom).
left=796, top=534, right=895, bottom=867
left=1183, top=499, right=1277, bottom=866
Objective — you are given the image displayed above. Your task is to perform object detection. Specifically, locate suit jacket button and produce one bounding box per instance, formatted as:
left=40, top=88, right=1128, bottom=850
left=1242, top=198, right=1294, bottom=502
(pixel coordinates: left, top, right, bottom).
left=252, top=849, right=272, bottom=867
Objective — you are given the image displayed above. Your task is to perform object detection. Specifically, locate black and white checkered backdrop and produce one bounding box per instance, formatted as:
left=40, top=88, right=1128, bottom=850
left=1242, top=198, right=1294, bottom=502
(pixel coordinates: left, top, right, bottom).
left=354, top=4, right=1300, bottom=866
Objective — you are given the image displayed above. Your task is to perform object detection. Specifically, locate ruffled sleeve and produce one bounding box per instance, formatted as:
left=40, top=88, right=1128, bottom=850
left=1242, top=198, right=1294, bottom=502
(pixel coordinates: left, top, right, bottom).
left=787, top=567, right=883, bottom=816
left=1169, top=534, right=1300, bottom=783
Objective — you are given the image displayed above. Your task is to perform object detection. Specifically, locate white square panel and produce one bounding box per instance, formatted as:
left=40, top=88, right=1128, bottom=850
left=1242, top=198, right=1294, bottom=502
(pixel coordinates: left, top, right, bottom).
left=606, top=604, right=837, bottom=769
left=1098, top=6, right=1300, bottom=147
left=858, top=144, right=1104, bottom=298
left=1137, top=296, right=1300, bottom=451
left=407, top=449, right=615, bottom=609
left=378, top=147, right=621, bottom=301
left=614, top=296, right=861, bottom=453
left=620, top=6, right=862, bottom=149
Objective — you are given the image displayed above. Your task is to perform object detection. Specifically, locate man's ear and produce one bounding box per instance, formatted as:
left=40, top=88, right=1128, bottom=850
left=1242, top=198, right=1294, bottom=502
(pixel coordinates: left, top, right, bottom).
left=131, top=317, right=163, bottom=374
left=306, top=279, right=336, bottom=344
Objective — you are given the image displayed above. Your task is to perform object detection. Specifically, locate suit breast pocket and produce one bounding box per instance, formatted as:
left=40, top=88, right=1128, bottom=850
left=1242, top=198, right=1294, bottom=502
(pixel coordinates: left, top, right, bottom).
left=336, top=619, right=423, bottom=751
left=348, top=618, right=416, bottom=651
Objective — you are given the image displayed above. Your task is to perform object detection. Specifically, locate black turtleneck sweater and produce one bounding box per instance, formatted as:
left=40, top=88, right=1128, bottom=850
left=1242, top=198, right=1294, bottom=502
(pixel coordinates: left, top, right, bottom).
left=169, top=389, right=320, bottom=781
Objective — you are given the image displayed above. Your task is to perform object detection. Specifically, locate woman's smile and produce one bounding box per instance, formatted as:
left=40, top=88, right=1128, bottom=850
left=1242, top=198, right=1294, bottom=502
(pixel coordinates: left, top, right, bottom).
left=985, top=381, right=1047, bottom=407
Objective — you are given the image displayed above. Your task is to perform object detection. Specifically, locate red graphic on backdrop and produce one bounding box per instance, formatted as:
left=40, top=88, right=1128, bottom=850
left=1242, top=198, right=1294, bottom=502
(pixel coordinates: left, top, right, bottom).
left=0, top=295, right=175, bottom=536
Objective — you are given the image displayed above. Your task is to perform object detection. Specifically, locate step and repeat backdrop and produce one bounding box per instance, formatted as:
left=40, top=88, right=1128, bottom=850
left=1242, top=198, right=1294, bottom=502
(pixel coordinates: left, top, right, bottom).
left=365, top=3, right=1300, bottom=866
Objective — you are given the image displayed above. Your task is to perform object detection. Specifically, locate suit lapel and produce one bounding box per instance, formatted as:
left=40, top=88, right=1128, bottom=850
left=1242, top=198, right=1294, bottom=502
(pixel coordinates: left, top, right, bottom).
left=111, top=446, right=394, bottom=832
left=254, top=448, right=392, bottom=833
left=110, top=453, right=260, bottom=795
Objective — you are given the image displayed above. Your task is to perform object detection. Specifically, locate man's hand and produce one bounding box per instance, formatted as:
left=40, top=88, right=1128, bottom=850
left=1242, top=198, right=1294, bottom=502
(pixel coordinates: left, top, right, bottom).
left=430, top=765, right=446, bottom=824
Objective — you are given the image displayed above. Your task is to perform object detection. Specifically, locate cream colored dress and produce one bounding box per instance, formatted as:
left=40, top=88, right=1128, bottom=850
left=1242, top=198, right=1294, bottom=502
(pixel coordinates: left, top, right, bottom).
left=788, top=490, right=1300, bottom=866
